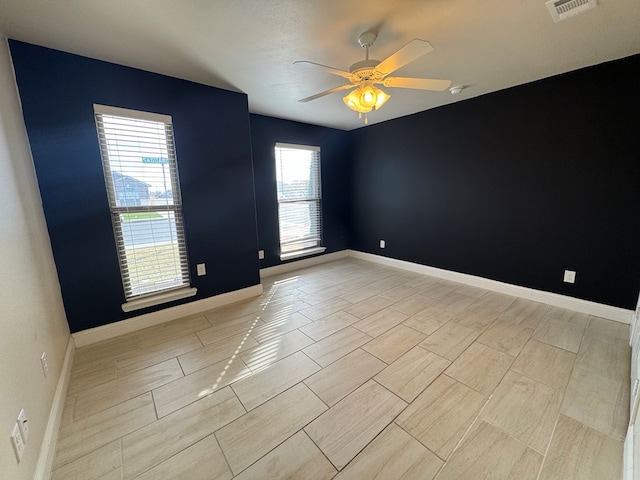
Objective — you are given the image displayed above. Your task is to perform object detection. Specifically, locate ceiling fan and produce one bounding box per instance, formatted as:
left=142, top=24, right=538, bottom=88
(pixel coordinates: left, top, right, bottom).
left=295, top=32, right=451, bottom=124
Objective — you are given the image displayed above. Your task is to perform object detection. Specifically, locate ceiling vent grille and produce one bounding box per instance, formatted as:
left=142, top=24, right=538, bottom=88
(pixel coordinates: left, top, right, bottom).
left=546, top=0, right=597, bottom=22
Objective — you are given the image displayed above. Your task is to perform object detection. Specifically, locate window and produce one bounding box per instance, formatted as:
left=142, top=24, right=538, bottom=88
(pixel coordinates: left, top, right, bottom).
left=275, top=143, right=325, bottom=260
left=94, top=105, right=195, bottom=311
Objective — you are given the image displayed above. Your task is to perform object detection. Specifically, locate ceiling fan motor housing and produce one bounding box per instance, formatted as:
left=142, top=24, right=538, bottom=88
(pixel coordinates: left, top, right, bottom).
left=349, top=60, right=384, bottom=81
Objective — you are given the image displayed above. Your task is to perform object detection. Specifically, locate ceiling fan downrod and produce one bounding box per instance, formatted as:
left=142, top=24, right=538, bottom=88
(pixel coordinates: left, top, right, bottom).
left=358, top=32, right=377, bottom=62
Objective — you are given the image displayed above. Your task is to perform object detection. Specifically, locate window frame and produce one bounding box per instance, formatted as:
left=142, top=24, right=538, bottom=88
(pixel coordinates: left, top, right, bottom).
left=94, top=104, right=196, bottom=311
left=274, top=142, right=326, bottom=261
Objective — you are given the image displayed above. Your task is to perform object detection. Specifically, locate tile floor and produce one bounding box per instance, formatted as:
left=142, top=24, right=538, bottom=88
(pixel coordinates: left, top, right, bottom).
left=52, top=259, right=631, bottom=479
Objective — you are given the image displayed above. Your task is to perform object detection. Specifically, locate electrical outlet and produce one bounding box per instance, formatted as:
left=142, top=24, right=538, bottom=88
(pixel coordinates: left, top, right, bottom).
left=196, top=263, right=206, bottom=276
left=17, top=409, right=28, bottom=442
left=258, top=250, right=265, bottom=260
left=563, top=270, right=576, bottom=284
left=10, top=423, right=24, bottom=463
left=380, top=240, right=386, bottom=248
left=40, top=352, right=48, bottom=378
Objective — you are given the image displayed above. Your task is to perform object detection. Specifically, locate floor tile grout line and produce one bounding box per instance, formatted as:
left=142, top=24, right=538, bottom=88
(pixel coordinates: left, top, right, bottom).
left=306, top=379, right=408, bottom=474
left=535, top=412, right=563, bottom=480
left=54, top=392, right=157, bottom=472
left=392, top=417, right=447, bottom=464
left=443, top=345, right=516, bottom=397
left=558, top=322, right=631, bottom=442
left=214, top=432, right=235, bottom=479
left=297, top=429, right=339, bottom=478
left=119, top=438, right=124, bottom=480
left=150, top=390, right=160, bottom=421
left=123, top=430, right=234, bottom=479
left=71, top=358, right=184, bottom=421
left=300, top=349, right=323, bottom=370
left=465, top=327, right=580, bottom=478
left=232, top=356, right=322, bottom=412
left=221, top=382, right=331, bottom=477
left=126, top=390, right=245, bottom=478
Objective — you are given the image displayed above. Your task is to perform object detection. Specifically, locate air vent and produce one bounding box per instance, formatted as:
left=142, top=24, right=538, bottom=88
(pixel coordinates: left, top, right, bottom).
left=546, top=0, right=597, bottom=22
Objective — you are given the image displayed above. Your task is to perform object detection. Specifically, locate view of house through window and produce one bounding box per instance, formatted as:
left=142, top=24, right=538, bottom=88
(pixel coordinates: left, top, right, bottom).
left=275, top=143, right=324, bottom=260
left=94, top=104, right=191, bottom=300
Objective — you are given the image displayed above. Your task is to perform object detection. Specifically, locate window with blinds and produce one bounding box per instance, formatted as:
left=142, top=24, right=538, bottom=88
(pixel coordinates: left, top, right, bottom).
left=94, top=104, right=191, bottom=301
left=275, top=143, right=325, bottom=260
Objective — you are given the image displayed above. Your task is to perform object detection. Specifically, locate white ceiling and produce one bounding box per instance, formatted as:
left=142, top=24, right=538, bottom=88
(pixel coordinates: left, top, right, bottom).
left=1, top=0, right=639, bottom=131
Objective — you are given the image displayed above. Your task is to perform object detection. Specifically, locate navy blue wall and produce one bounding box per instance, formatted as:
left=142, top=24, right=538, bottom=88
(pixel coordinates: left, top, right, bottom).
left=249, top=114, right=351, bottom=268
left=10, top=40, right=260, bottom=333
left=10, top=39, right=640, bottom=333
left=349, top=54, right=640, bottom=309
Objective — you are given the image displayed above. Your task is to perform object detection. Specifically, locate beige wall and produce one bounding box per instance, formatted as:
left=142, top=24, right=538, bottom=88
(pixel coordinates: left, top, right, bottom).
left=0, top=37, right=70, bottom=479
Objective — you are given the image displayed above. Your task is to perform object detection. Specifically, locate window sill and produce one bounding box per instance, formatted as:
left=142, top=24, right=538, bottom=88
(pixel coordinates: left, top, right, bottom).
left=121, top=287, right=198, bottom=312
left=280, top=246, right=326, bottom=261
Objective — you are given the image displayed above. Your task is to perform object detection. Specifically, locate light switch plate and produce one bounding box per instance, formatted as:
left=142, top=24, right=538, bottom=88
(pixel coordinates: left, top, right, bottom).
left=17, top=409, right=28, bottom=442
left=11, top=423, right=24, bottom=463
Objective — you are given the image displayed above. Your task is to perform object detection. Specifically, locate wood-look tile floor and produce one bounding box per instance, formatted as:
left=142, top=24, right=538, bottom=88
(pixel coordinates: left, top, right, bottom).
left=52, top=259, right=630, bottom=480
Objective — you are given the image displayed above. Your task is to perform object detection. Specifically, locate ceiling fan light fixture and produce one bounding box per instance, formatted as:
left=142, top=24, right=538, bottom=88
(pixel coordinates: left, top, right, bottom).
left=343, top=84, right=390, bottom=123
left=374, top=88, right=390, bottom=110
left=342, top=87, right=375, bottom=113
left=359, top=81, right=378, bottom=108
left=343, top=87, right=372, bottom=113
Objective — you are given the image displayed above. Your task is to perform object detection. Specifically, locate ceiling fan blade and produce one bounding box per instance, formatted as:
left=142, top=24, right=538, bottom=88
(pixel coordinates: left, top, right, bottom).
left=298, top=84, right=355, bottom=103
left=294, top=61, right=353, bottom=79
left=383, top=77, right=451, bottom=91
left=375, top=39, right=434, bottom=76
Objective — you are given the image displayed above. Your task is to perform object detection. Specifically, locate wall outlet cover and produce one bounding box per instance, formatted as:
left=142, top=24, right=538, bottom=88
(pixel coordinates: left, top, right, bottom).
left=563, top=270, right=576, bottom=283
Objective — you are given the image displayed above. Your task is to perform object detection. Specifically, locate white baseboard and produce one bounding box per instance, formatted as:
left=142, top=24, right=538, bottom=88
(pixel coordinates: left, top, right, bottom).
left=624, top=425, right=633, bottom=480
left=260, top=250, right=349, bottom=279
left=34, top=338, right=75, bottom=480
left=72, top=284, right=263, bottom=347
left=70, top=250, right=632, bottom=346
left=348, top=250, right=633, bottom=324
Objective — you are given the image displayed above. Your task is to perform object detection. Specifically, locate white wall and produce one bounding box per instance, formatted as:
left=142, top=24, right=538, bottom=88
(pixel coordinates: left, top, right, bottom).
left=0, top=36, right=70, bottom=480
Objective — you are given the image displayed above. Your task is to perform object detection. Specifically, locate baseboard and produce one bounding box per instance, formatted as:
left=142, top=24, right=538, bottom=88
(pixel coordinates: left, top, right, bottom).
left=260, top=250, right=349, bottom=279
left=72, top=284, right=263, bottom=347
left=624, top=425, right=633, bottom=480
left=34, top=337, right=75, bottom=480
left=348, top=250, right=633, bottom=324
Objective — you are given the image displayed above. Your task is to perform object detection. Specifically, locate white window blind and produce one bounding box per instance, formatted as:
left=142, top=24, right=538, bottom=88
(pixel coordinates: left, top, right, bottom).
left=94, top=104, right=191, bottom=300
left=275, top=143, right=324, bottom=259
